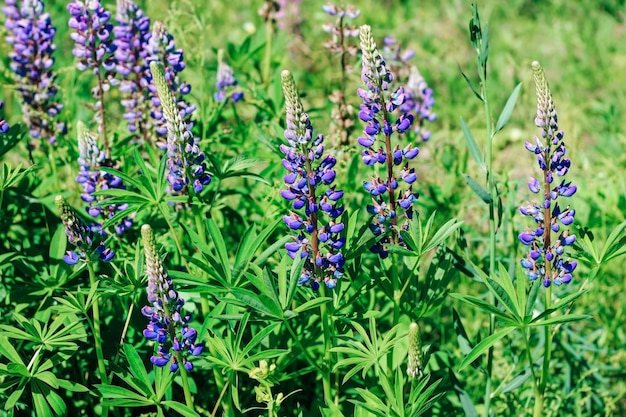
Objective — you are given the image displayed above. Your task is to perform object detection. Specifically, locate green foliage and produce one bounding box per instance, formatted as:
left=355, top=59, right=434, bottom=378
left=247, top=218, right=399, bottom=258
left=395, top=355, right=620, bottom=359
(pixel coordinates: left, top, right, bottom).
left=0, top=1, right=624, bottom=416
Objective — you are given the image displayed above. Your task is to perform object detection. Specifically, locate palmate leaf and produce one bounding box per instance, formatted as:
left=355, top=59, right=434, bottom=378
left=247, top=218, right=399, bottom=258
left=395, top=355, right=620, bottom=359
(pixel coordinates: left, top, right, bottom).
left=331, top=317, right=402, bottom=383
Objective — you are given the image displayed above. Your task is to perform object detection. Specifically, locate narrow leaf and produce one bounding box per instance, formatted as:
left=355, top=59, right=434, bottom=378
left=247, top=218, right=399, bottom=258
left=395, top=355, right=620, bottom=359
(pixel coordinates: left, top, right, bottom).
left=460, top=118, right=485, bottom=170
left=494, top=83, right=522, bottom=134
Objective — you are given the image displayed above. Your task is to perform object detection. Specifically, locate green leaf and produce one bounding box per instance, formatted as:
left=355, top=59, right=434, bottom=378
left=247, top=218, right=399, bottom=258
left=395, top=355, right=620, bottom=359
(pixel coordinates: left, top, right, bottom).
left=457, top=327, right=514, bottom=371
left=97, top=384, right=153, bottom=403
left=462, top=174, right=492, bottom=203
left=494, top=83, right=522, bottom=134
left=450, top=293, right=515, bottom=324
left=229, top=288, right=283, bottom=319
left=293, top=297, right=332, bottom=314
left=458, top=64, right=483, bottom=102
left=0, top=335, right=24, bottom=364
left=162, top=400, right=200, bottom=417
left=460, top=118, right=485, bottom=170
left=422, top=218, right=463, bottom=254
left=123, top=344, right=154, bottom=396
left=529, top=314, right=590, bottom=327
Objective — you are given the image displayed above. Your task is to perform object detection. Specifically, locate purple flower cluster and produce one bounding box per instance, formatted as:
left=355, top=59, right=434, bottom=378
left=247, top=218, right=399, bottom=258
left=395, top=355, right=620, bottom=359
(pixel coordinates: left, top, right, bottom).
left=55, top=195, right=115, bottom=265
left=518, top=61, right=577, bottom=287
left=146, top=21, right=195, bottom=148
left=114, top=0, right=152, bottom=142
left=76, top=121, right=132, bottom=235
left=0, top=101, right=8, bottom=134
left=358, top=25, right=419, bottom=258
left=214, top=54, right=244, bottom=104
left=140, top=225, right=203, bottom=372
left=67, top=0, right=117, bottom=139
left=280, top=70, right=345, bottom=290
left=381, top=38, right=436, bottom=142
left=400, top=66, right=436, bottom=141
left=150, top=61, right=210, bottom=194
left=3, top=0, right=65, bottom=145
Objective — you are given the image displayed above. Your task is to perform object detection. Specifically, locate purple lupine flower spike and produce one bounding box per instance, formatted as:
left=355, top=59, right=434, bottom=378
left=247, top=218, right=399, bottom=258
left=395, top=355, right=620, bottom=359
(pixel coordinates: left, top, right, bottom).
left=55, top=195, right=115, bottom=264
left=0, top=102, right=9, bottom=134
left=140, top=224, right=203, bottom=372
left=113, top=0, right=152, bottom=143
left=150, top=61, right=210, bottom=194
left=3, top=0, right=66, bottom=146
left=146, top=21, right=195, bottom=149
left=214, top=50, right=243, bottom=103
left=280, top=70, right=345, bottom=290
left=358, top=25, right=420, bottom=258
left=518, top=61, right=577, bottom=287
left=67, top=0, right=117, bottom=151
left=76, top=121, right=132, bottom=235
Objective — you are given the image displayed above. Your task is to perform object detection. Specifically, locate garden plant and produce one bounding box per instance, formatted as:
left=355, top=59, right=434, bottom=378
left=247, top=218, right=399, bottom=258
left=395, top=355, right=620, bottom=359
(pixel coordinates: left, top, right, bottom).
left=0, top=0, right=625, bottom=416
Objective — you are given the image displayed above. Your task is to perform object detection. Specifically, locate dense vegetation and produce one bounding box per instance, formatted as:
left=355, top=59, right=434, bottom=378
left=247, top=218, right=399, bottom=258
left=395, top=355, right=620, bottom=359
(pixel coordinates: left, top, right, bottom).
left=0, top=0, right=625, bottom=416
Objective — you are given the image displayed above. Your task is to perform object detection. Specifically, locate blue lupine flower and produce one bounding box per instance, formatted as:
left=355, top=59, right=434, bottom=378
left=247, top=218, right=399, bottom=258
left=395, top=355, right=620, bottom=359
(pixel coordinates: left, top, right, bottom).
left=0, top=101, right=8, bottom=134
left=146, top=21, right=195, bottom=149
left=55, top=195, right=115, bottom=264
left=518, top=61, right=577, bottom=287
left=214, top=51, right=243, bottom=103
left=280, top=70, right=345, bottom=290
left=67, top=0, right=117, bottom=144
left=3, top=0, right=65, bottom=146
left=113, top=0, right=152, bottom=142
left=150, top=61, right=210, bottom=194
left=76, top=121, right=132, bottom=235
left=140, top=224, right=203, bottom=372
left=358, top=25, right=420, bottom=258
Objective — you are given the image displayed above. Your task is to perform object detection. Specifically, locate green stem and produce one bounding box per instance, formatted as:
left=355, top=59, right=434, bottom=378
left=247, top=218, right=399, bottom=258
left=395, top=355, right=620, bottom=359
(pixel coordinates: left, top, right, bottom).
left=262, top=18, right=273, bottom=87
left=86, top=261, right=109, bottom=417
left=534, top=286, right=552, bottom=416
left=108, top=302, right=135, bottom=381
left=319, top=285, right=333, bottom=405
left=210, top=373, right=232, bottom=417
left=175, top=351, right=194, bottom=409
left=522, top=326, right=541, bottom=408
left=481, top=62, right=497, bottom=417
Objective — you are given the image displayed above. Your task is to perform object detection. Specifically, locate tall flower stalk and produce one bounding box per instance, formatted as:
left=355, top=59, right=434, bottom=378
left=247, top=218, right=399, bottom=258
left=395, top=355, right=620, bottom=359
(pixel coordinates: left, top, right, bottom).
left=67, top=0, right=117, bottom=152
left=113, top=0, right=152, bottom=143
left=519, top=61, right=578, bottom=417
left=55, top=195, right=112, bottom=415
left=280, top=70, right=345, bottom=290
left=140, top=224, right=202, bottom=408
left=3, top=0, right=65, bottom=147
left=150, top=61, right=210, bottom=194
left=214, top=49, right=244, bottom=104
left=357, top=25, right=419, bottom=258
left=280, top=69, right=345, bottom=403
